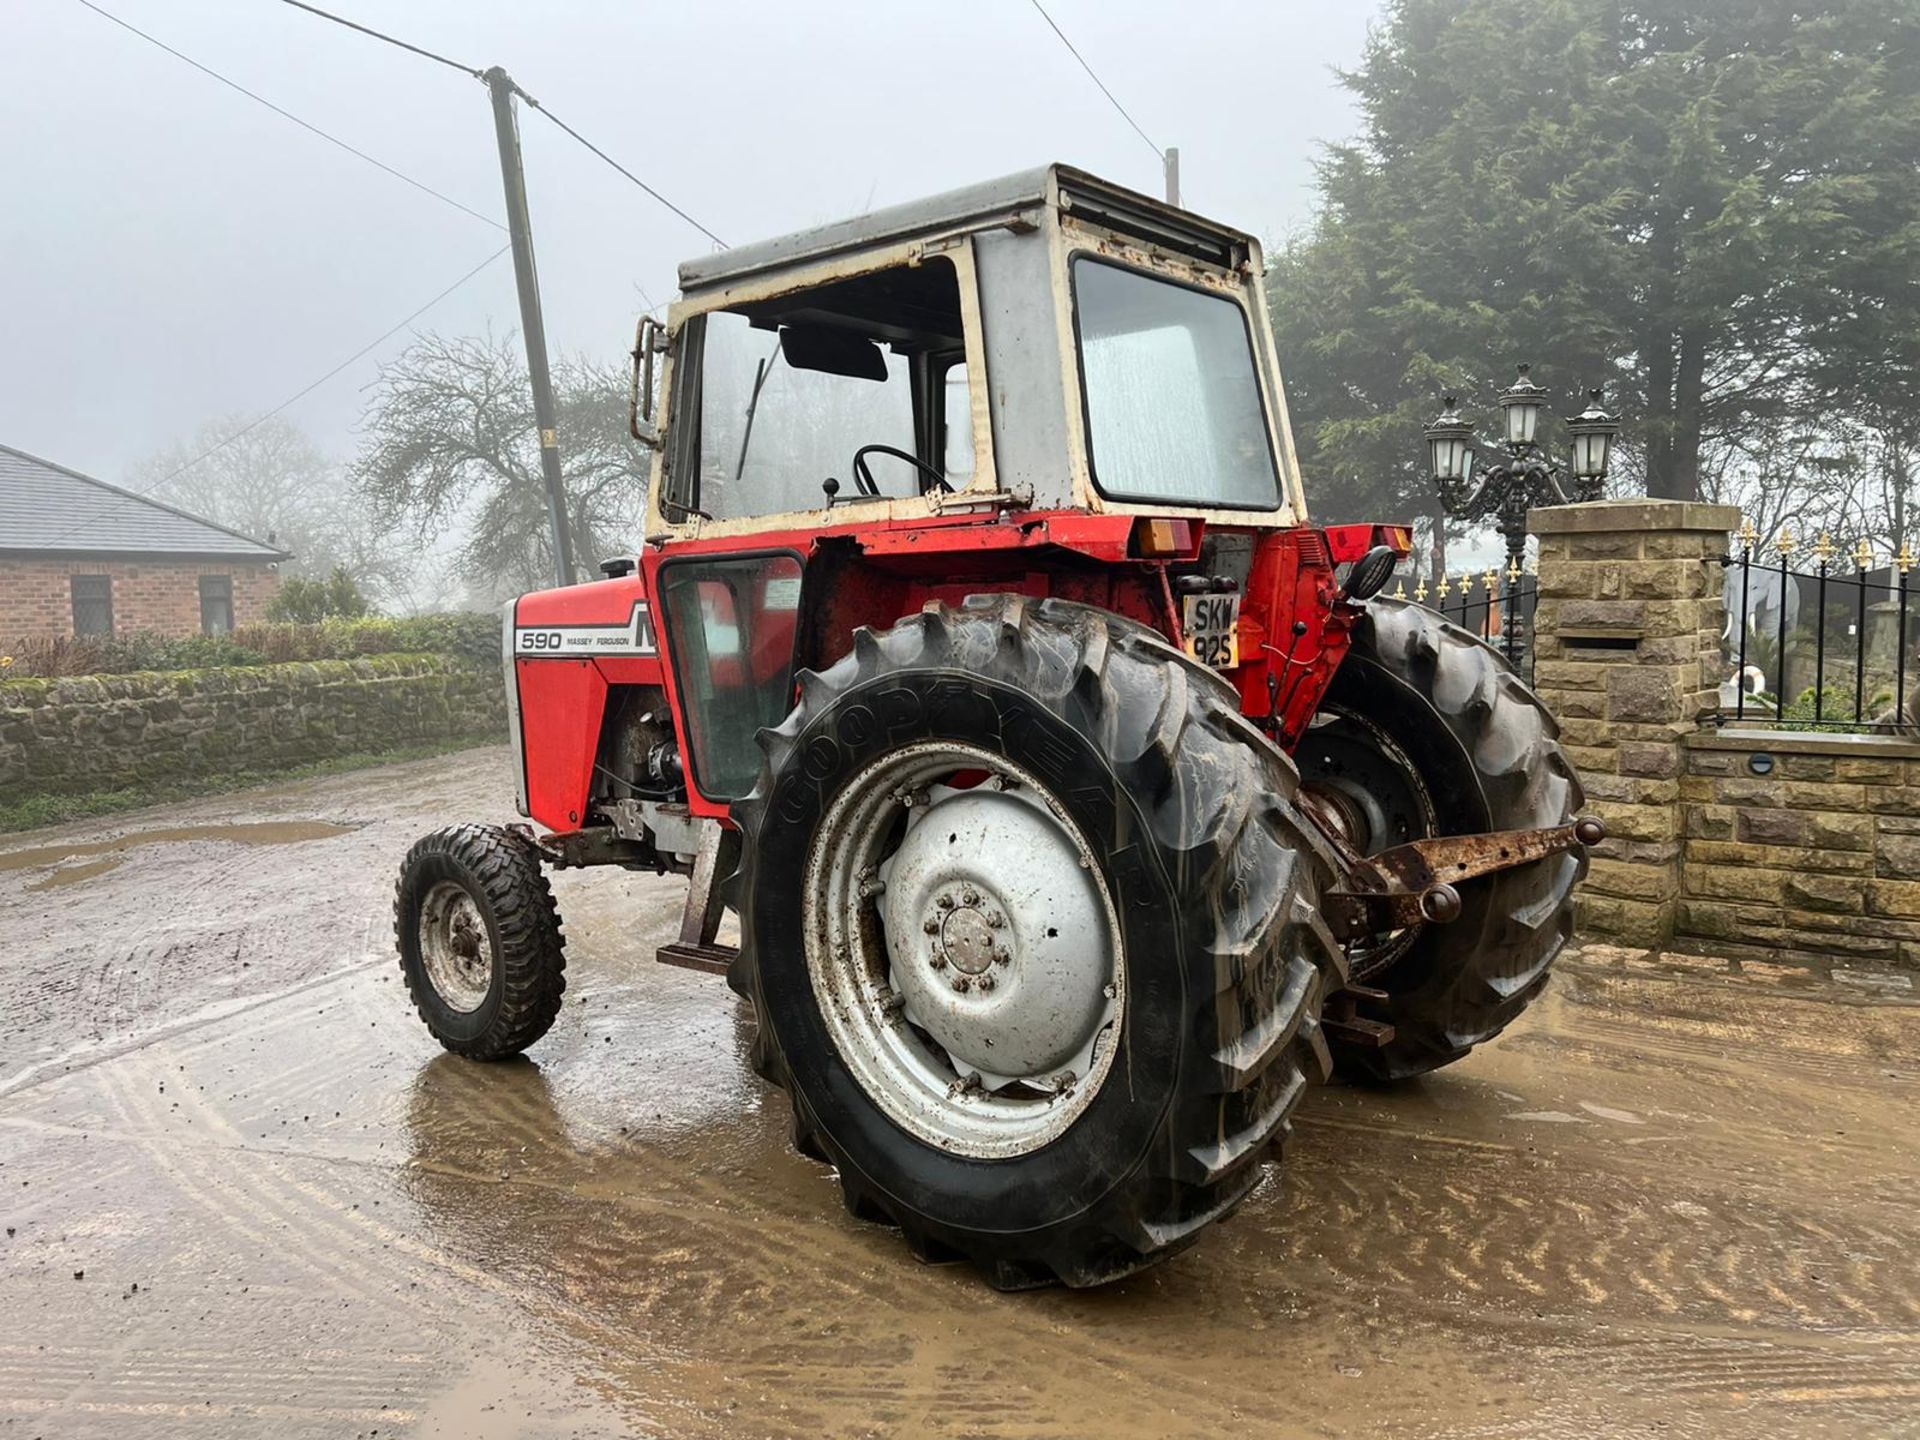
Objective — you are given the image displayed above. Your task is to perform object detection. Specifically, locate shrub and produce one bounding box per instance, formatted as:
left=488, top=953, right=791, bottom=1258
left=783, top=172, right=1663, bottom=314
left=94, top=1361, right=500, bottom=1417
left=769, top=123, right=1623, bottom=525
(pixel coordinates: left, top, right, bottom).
left=264, top=568, right=371, bottom=624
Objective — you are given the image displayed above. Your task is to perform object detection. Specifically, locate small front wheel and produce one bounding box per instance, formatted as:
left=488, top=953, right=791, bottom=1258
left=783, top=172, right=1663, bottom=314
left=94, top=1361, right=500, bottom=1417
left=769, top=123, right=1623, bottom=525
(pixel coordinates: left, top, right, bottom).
left=395, top=825, right=566, bottom=1060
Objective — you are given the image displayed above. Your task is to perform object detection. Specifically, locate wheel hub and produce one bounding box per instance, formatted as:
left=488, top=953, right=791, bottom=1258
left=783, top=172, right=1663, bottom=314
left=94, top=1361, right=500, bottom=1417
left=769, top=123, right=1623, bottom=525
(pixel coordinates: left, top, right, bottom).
left=879, top=783, right=1114, bottom=1085
left=418, top=880, right=493, bottom=1013
left=803, top=740, right=1125, bottom=1159
left=936, top=899, right=1003, bottom=976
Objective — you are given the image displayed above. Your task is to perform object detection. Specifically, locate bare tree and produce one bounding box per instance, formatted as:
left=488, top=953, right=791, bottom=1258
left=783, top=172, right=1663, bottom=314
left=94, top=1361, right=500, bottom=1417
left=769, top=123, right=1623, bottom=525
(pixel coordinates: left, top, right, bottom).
left=129, top=415, right=417, bottom=610
left=353, top=331, right=649, bottom=597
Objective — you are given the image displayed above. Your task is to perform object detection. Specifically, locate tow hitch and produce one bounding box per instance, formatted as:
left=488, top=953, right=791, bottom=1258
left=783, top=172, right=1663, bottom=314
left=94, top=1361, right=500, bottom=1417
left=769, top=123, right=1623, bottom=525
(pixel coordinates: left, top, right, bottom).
left=1319, top=816, right=1606, bottom=946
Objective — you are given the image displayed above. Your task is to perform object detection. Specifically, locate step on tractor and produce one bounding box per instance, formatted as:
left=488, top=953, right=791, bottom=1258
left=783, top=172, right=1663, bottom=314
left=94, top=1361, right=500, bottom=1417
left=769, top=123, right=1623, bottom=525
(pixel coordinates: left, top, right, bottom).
left=395, top=165, right=1600, bottom=1289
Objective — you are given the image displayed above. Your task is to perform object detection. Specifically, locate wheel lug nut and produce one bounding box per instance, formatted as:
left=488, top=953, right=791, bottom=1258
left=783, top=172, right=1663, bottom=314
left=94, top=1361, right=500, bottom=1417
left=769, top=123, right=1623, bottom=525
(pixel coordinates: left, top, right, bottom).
left=929, top=954, right=947, bottom=970
left=994, top=946, right=1011, bottom=965
left=976, top=972, right=996, bottom=992
left=985, top=911, right=1005, bottom=929
left=937, top=894, right=955, bottom=911
left=961, top=887, right=980, bottom=906
left=923, top=918, right=939, bottom=935
left=951, top=975, right=971, bottom=993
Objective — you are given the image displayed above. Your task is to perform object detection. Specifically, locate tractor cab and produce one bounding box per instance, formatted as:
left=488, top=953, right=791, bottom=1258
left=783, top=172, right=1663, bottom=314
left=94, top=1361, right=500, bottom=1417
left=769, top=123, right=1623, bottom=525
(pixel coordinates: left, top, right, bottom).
left=589, top=166, right=1415, bottom=832
left=642, top=163, right=1309, bottom=540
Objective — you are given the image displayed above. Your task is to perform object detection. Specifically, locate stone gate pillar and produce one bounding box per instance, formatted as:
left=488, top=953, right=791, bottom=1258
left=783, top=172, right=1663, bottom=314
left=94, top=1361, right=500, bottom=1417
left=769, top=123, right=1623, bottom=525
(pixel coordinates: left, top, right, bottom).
left=1529, top=499, right=1739, bottom=947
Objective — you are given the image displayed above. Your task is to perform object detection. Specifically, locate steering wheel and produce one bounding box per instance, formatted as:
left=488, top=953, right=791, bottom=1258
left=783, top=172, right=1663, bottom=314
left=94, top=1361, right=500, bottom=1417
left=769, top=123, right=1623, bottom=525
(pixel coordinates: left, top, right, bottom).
left=851, top=444, right=953, bottom=498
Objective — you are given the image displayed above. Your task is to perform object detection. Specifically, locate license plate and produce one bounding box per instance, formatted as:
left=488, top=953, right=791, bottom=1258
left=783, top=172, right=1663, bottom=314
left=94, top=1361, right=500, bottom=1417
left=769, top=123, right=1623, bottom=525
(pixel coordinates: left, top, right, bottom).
left=1182, top=592, right=1241, bottom=670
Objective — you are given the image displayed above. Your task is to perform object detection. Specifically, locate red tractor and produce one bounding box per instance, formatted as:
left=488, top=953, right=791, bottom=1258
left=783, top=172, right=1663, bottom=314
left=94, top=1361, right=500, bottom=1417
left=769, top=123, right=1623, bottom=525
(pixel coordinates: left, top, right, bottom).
left=395, top=165, right=1597, bottom=1289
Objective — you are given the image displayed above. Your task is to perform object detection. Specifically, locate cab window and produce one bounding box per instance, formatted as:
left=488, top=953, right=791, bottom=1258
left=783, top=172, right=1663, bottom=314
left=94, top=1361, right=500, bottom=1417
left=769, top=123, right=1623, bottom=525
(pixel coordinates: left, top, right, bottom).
left=1071, top=256, right=1280, bottom=510
left=670, top=256, right=969, bottom=521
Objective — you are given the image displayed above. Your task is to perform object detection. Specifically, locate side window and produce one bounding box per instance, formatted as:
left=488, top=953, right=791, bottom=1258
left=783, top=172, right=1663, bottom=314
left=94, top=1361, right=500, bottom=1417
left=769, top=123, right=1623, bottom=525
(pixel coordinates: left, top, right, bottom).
left=199, top=575, right=234, bottom=635
left=681, top=254, right=966, bottom=521
left=659, top=553, right=804, bottom=799
left=71, top=575, right=113, bottom=636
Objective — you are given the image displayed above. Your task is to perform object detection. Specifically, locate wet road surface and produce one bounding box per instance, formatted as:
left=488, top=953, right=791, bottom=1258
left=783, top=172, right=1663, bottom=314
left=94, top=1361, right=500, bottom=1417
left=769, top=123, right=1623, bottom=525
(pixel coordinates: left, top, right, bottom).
left=2, top=746, right=1918, bottom=1438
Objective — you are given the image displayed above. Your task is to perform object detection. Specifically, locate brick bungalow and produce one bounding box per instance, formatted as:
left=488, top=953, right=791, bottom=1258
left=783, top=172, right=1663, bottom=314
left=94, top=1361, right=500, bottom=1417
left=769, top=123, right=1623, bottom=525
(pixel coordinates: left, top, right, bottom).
left=1, top=443, right=290, bottom=640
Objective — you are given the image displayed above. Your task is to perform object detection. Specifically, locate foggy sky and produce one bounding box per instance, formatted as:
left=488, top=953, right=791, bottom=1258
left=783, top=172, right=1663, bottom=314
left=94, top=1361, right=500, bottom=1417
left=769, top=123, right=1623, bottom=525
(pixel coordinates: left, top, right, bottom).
left=3, top=0, right=1380, bottom=485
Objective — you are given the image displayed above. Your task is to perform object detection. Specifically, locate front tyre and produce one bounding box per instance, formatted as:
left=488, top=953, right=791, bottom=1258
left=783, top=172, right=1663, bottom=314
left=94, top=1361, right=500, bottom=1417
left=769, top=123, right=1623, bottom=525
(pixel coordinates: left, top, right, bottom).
left=395, top=824, right=566, bottom=1060
left=730, top=596, right=1344, bottom=1289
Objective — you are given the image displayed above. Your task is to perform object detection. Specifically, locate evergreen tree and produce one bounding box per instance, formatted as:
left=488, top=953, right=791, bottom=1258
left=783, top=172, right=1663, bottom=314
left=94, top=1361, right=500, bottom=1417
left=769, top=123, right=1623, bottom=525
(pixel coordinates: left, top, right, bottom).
left=1273, top=0, right=1920, bottom=521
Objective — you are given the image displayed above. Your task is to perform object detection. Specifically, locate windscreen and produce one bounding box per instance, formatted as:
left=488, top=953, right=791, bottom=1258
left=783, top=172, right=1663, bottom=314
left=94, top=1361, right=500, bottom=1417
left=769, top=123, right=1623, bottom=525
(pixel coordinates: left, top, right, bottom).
left=676, top=255, right=967, bottom=521
left=1071, top=257, right=1280, bottom=510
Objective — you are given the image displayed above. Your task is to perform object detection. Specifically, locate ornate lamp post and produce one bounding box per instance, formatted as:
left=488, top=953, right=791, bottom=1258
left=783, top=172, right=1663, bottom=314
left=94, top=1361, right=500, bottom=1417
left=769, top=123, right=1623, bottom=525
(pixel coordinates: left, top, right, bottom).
left=1423, top=366, right=1620, bottom=667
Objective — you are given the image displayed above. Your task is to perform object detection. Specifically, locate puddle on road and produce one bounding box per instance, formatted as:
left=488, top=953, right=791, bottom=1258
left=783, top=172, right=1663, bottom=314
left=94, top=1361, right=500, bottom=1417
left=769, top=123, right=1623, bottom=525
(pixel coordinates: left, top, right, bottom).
left=3, top=820, right=357, bottom=891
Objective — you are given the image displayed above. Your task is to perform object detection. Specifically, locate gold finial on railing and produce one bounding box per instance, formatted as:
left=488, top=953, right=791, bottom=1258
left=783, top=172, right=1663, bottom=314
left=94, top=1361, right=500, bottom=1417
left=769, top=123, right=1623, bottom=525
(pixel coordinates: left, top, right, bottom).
left=1414, top=576, right=1429, bottom=602
left=1482, top=567, right=1499, bottom=594
left=1507, top=557, right=1524, bottom=584
left=1738, top=518, right=1758, bottom=549
left=1854, top=537, right=1875, bottom=571
left=1391, top=581, right=1407, bottom=600
left=1436, top=574, right=1453, bottom=601
left=1778, top=526, right=1797, bottom=557
left=1900, top=543, right=1916, bottom=576
left=1814, top=530, right=1837, bottom=561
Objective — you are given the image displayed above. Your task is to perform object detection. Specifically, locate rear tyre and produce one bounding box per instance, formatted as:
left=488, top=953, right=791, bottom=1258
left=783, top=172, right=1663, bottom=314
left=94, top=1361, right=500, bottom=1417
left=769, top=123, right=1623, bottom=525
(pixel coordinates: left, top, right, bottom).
left=730, top=596, right=1344, bottom=1289
left=1297, top=599, right=1583, bottom=1082
left=395, top=824, right=566, bottom=1060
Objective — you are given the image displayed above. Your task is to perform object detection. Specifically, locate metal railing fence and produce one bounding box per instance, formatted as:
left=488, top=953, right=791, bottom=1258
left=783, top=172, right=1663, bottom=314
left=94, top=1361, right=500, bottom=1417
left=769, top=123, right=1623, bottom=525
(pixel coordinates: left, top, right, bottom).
left=1717, top=525, right=1917, bottom=734
left=1389, top=565, right=1539, bottom=682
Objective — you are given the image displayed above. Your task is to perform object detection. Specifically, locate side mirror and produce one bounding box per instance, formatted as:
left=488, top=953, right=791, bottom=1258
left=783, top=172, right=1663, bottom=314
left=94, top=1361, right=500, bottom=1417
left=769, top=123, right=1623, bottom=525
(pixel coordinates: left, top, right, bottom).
left=629, top=315, right=665, bottom=449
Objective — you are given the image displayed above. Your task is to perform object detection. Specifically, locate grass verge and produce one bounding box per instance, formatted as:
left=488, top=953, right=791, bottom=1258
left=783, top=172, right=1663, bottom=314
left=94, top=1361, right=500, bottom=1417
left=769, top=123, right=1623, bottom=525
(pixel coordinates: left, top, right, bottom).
left=0, top=736, right=501, bottom=835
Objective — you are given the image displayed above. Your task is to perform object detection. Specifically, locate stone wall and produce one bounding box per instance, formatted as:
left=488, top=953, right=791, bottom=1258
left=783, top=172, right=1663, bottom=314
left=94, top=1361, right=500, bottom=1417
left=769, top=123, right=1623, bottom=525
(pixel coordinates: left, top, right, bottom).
left=1679, top=730, right=1920, bottom=968
left=0, top=558, right=282, bottom=641
left=0, top=655, right=505, bottom=797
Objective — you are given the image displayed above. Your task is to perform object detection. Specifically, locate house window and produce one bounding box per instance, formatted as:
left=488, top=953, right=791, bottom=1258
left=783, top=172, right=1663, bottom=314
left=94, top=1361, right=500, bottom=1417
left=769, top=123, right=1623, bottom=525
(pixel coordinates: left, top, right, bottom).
left=199, top=575, right=234, bottom=635
left=71, top=575, right=113, bottom=636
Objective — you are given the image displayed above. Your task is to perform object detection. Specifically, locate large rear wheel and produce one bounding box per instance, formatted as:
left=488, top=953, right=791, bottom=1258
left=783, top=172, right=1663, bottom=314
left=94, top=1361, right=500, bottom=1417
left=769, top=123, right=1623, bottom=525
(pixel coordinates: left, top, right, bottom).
left=1297, top=599, right=1583, bottom=1082
left=730, top=596, right=1344, bottom=1288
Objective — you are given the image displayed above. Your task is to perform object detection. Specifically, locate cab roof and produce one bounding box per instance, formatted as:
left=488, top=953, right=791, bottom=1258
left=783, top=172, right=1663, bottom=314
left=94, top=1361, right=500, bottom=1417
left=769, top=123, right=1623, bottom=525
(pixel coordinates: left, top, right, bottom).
left=676, top=163, right=1257, bottom=295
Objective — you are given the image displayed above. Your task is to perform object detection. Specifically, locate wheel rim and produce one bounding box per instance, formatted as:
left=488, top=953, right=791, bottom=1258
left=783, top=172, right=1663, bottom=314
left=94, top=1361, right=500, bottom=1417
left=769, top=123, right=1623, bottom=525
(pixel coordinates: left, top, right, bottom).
left=1299, top=706, right=1439, bottom=980
left=801, top=740, right=1124, bottom=1160
left=418, top=879, right=494, bottom=1013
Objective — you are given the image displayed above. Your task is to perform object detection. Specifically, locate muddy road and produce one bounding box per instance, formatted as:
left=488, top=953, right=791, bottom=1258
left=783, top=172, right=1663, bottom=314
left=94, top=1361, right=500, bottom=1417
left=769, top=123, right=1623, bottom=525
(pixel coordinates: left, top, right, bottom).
left=2, top=746, right=1918, bottom=1438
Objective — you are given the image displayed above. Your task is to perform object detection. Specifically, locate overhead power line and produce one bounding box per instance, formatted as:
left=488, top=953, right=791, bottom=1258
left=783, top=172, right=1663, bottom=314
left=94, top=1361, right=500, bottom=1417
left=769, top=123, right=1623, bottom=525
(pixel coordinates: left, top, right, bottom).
left=1026, top=0, right=1162, bottom=161
left=278, top=0, right=726, bottom=247
left=278, top=0, right=482, bottom=79
left=42, top=245, right=511, bottom=552
left=515, top=94, right=727, bottom=249
left=71, top=0, right=502, bottom=231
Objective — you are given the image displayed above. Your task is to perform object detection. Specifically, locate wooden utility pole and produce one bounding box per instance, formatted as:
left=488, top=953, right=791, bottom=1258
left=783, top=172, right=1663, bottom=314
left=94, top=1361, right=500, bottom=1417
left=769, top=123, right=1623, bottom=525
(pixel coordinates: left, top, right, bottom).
left=484, top=65, right=577, bottom=588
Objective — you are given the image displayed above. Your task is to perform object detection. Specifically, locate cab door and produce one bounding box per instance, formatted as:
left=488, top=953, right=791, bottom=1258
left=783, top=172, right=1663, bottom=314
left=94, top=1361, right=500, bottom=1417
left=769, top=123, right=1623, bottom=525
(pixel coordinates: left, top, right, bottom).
left=652, top=549, right=806, bottom=809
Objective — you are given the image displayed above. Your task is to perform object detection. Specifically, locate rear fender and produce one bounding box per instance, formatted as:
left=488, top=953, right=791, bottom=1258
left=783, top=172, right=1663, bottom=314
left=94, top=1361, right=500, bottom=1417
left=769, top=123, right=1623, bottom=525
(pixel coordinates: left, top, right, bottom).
left=1235, top=528, right=1353, bottom=749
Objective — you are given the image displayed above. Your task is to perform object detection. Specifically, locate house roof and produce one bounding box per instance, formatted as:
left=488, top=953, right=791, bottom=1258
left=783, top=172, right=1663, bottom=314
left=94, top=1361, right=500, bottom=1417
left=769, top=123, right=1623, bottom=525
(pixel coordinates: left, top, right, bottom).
left=0, top=443, right=292, bottom=561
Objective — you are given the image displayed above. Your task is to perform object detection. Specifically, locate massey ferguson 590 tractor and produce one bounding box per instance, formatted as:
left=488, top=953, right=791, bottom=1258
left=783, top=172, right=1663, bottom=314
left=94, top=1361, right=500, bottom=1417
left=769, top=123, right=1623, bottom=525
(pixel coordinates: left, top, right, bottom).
left=395, top=165, right=1597, bottom=1289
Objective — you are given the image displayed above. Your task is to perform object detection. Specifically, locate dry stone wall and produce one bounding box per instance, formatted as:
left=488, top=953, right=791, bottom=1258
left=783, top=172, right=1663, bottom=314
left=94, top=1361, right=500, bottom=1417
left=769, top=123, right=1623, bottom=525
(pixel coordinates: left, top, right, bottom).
left=0, top=655, right=504, bottom=798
